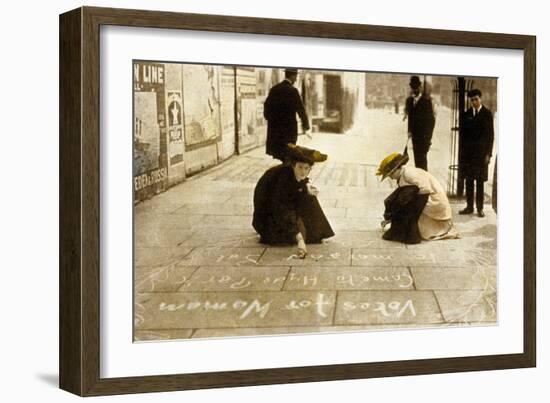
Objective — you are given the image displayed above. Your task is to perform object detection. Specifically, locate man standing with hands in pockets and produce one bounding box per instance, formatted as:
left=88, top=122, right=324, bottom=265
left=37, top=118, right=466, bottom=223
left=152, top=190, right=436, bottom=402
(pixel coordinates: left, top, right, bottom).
left=404, top=75, right=436, bottom=171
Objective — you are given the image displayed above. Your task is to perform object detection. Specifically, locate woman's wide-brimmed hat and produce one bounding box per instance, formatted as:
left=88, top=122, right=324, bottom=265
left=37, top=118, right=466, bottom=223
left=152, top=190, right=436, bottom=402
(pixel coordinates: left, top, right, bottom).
left=376, top=152, right=409, bottom=180
left=287, top=143, right=328, bottom=164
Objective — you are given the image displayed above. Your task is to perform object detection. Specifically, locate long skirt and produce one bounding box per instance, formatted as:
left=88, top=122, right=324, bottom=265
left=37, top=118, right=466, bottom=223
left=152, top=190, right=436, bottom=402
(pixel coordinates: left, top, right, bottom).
left=418, top=215, right=460, bottom=240
left=256, top=195, right=334, bottom=245
left=382, top=191, right=428, bottom=245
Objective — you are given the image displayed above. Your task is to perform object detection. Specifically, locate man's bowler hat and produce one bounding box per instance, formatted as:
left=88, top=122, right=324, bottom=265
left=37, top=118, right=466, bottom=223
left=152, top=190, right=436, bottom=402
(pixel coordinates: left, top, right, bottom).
left=409, top=76, right=422, bottom=89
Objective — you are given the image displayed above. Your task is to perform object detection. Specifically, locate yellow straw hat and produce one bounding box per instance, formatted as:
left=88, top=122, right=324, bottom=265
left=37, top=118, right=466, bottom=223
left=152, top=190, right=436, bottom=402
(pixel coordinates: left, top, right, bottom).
left=376, top=152, right=409, bottom=180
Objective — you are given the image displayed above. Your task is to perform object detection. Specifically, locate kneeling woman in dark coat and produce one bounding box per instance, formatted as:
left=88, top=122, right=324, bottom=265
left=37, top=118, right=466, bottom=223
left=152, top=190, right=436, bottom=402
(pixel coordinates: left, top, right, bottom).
left=252, top=144, right=334, bottom=258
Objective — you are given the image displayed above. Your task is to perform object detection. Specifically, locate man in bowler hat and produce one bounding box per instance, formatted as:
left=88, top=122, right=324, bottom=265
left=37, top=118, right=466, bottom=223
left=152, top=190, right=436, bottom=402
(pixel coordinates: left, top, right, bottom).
left=459, top=89, right=494, bottom=217
left=404, top=76, right=436, bottom=171
left=264, top=68, right=310, bottom=162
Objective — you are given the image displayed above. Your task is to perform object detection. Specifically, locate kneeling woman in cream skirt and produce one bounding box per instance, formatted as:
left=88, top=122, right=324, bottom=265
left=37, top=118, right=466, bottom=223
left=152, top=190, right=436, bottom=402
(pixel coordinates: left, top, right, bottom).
left=376, top=152, right=460, bottom=244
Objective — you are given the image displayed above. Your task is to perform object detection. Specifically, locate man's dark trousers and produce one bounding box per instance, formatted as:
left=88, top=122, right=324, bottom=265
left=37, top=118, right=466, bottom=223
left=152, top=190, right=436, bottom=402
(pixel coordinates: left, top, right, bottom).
left=465, top=178, right=484, bottom=211
left=412, top=141, right=428, bottom=171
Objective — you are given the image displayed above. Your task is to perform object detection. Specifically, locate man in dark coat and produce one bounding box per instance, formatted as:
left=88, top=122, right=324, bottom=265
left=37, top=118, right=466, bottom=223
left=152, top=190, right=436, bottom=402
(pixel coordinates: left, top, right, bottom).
left=404, top=76, right=436, bottom=171
left=459, top=89, right=495, bottom=217
left=263, top=68, right=310, bottom=162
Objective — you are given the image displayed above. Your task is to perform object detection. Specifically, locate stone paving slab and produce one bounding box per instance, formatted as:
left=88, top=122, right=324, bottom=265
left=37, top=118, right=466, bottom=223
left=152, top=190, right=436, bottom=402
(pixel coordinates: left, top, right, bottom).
left=134, top=213, right=205, bottom=231
left=457, top=219, right=497, bottom=232
left=135, top=266, right=199, bottom=292
left=168, top=175, right=249, bottom=187
left=201, top=155, right=263, bottom=178
left=172, top=203, right=253, bottom=216
left=329, top=217, right=383, bottom=232
left=162, top=193, right=233, bottom=205
left=404, top=236, right=497, bottom=251
left=411, top=266, right=496, bottom=290
left=135, top=291, right=337, bottom=329
left=459, top=249, right=498, bottom=267
left=458, top=231, right=497, bottom=246
left=346, top=185, right=392, bottom=194
left=336, top=198, right=386, bottom=210
left=176, top=229, right=261, bottom=248
left=134, top=199, right=186, bottom=215
left=351, top=248, right=496, bottom=267
left=321, top=207, right=347, bottom=218
left=316, top=198, right=338, bottom=208
left=179, top=266, right=290, bottom=292
left=258, top=244, right=352, bottom=267
left=135, top=266, right=164, bottom=285
left=134, top=329, right=194, bottom=341
left=453, top=213, right=497, bottom=227
left=470, top=238, right=497, bottom=250
left=223, top=195, right=254, bottom=206
left=220, top=162, right=268, bottom=184
left=345, top=207, right=387, bottom=219
left=134, top=228, right=196, bottom=248
left=191, top=323, right=451, bottom=339
left=327, top=231, right=406, bottom=249
left=335, top=291, right=444, bottom=325
left=435, top=290, right=497, bottom=323
left=284, top=267, right=414, bottom=291
left=201, top=215, right=257, bottom=229
left=168, top=177, right=255, bottom=192
left=454, top=229, right=498, bottom=249
left=176, top=247, right=265, bottom=267
left=319, top=186, right=389, bottom=198
left=135, top=246, right=194, bottom=268
left=351, top=248, right=411, bottom=267
left=452, top=322, right=498, bottom=327
left=203, top=181, right=256, bottom=192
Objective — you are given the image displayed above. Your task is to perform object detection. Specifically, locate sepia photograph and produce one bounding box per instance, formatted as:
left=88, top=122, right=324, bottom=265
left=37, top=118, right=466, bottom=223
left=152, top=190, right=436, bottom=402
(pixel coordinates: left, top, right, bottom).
left=132, top=61, right=498, bottom=342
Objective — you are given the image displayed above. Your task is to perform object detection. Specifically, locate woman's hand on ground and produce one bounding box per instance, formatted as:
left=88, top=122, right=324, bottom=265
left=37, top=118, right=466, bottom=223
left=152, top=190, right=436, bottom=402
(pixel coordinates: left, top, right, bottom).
left=297, top=247, right=307, bottom=259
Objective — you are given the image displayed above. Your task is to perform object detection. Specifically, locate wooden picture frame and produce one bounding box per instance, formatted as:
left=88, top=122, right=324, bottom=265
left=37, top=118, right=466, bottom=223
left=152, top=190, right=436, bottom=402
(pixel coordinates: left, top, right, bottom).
left=59, top=6, right=536, bottom=396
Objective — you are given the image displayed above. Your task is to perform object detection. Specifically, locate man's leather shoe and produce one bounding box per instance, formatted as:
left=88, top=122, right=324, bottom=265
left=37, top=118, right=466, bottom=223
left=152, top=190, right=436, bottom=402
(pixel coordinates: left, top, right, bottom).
left=477, top=210, right=485, bottom=217
left=459, top=207, right=474, bottom=215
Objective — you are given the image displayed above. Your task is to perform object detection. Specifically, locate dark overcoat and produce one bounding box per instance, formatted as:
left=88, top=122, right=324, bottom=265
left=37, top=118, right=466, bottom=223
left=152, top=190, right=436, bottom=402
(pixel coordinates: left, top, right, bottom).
left=460, top=105, right=494, bottom=181
left=252, top=164, right=334, bottom=244
left=264, top=80, right=309, bottom=160
left=405, top=95, right=436, bottom=151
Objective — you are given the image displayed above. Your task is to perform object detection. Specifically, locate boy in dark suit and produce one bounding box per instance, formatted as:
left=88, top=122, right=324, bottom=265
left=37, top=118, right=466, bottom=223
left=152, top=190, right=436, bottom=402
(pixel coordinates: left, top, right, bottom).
left=459, top=89, right=495, bottom=217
